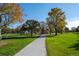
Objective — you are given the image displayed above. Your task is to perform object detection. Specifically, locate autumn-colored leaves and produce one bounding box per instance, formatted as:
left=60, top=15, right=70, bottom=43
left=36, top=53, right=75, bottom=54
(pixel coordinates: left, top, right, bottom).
left=47, top=8, right=66, bottom=35
left=0, top=3, right=23, bottom=24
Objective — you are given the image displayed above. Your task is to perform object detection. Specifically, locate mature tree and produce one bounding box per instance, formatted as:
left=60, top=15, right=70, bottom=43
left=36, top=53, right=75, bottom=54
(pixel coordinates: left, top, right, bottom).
left=23, top=19, right=40, bottom=37
left=0, top=3, right=23, bottom=28
left=48, top=8, right=66, bottom=35
left=0, top=3, right=23, bottom=39
left=1, top=3, right=23, bottom=25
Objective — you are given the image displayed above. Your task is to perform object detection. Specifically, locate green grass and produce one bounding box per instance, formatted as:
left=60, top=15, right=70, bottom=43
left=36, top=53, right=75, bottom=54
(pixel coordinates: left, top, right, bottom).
left=0, top=38, right=36, bottom=56
left=46, top=33, right=79, bottom=56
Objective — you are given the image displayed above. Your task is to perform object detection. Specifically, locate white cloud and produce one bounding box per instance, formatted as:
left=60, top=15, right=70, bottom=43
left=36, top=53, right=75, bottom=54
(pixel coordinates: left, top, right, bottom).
left=66, top=17, right=79, bottom=30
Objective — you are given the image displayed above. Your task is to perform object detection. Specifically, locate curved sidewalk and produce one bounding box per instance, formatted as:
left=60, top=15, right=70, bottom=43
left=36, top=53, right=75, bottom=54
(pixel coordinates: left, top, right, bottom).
left=15, top=34, right=47, bottom=56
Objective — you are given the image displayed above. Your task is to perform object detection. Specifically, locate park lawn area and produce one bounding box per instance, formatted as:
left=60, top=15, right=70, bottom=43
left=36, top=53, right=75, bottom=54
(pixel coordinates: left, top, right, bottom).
left=46, top=33, right=79, bottom=56
left=0, top=38, right=36, bottom=56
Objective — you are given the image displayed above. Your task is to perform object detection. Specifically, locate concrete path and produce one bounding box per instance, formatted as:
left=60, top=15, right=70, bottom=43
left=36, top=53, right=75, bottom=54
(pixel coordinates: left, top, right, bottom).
left=15, top=34, right=47, bottom=56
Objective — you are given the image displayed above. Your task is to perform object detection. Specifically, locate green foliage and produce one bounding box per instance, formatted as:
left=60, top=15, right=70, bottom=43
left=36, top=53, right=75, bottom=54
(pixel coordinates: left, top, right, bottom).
left=24, top=20, right=40, bottom=29
left=23, top=19, right=40, bottom=36
left=0, top=3, right=23, bottom=26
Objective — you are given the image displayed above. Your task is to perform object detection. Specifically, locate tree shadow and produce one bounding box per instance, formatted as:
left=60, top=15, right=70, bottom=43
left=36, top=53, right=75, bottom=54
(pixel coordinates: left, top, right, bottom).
left=46, top=35, right=54, bottom=37
left=74, top=32, right=79, bottom=34
left=2, top=36, right=40, bottom=39
left=69, top=43, right=79, bottom=50
left=74, top=32, right=79, bottom=37
left=68, top=32, right=79, bottom=50
left=2, top=34, right=54, bottom=40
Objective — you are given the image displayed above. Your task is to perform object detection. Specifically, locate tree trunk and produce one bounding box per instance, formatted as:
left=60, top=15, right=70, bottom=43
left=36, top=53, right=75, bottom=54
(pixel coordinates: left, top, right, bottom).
left=55, top=27, right=57, bottom=36
left=49, top=29, right=51, bottom=35
left=0, top=16, right=2, bottom=23
left=0, top=15, right=2, bottom=40
left=30, top=29, right=33, bottom=37
left=0, top=29, right=2, bottom=40
left=60, top=30, right=63, bottom=34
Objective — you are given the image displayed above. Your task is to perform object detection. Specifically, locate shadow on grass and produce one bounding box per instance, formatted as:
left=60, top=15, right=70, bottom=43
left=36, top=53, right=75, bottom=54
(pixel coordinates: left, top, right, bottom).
left=69, top=43, right=79, bottom=50
left=2, top=36, right=40, bottom=39
left=74, top=32, right=79, bottom=34
left=69, top=32, right=79, bottom=50
left=74, top=32, right=79, bottom=37
left=2, top=34, right=55, bottom=40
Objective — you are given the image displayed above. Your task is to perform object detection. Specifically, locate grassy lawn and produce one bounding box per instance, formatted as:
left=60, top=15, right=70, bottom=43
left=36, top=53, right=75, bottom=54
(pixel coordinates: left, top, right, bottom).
left=0, top=38, right=36, bottom=56
left=46, top=33, right=79, bottom=56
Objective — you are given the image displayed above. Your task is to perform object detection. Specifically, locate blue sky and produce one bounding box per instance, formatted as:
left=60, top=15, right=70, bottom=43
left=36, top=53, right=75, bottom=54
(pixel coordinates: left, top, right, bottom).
left=9, top=3, right=79, bottom=29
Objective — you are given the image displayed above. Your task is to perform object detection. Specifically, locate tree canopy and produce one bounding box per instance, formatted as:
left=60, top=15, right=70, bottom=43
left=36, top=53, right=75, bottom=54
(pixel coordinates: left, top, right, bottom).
left=47, top=8, right=66, bottom=35
left=0, top=3, right=23, bottom=26
left=23, top=19, right=40, bottom=36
